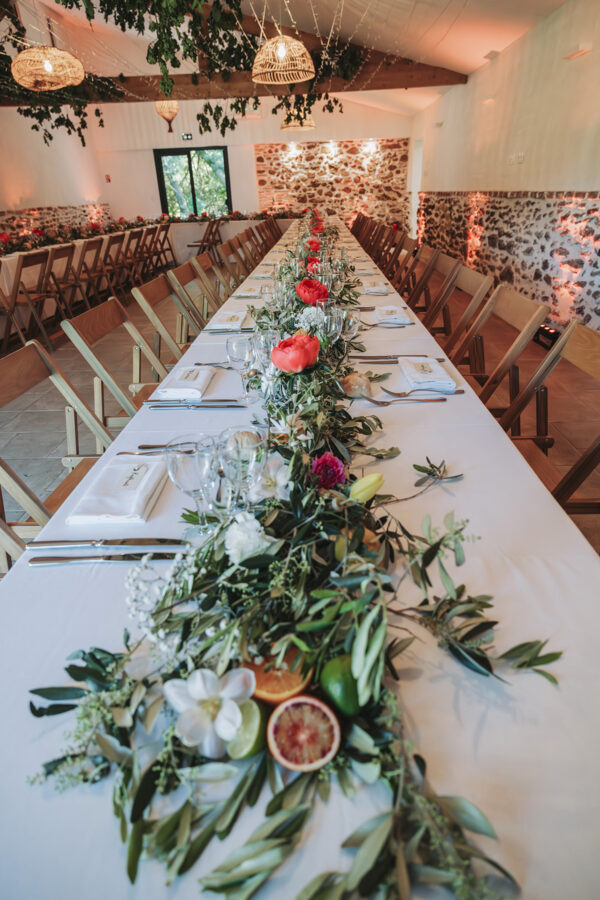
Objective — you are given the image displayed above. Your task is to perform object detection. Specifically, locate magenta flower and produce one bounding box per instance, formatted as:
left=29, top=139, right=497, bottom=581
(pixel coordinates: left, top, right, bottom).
left=312, top=452, right=346, bottom=489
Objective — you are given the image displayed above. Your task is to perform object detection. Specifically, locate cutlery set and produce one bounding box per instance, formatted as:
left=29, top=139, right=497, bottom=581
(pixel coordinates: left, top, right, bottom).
left=26, top=536, right=188, bottom=566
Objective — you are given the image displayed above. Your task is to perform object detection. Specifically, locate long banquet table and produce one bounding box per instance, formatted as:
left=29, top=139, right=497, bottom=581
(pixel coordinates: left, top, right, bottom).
left=1, top=217, right=599, bottom=899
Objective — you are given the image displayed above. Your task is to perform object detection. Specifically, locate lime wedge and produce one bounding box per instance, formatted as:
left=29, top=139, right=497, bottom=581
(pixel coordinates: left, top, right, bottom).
left=227, top=699, right=267, bottom=759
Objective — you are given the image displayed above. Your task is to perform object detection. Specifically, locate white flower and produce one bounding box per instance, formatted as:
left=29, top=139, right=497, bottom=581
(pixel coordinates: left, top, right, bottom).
left=295, top=305, right=326, bottom=335
left=224, top=511, right=275, bottom=564
left=274, top=411, right=313, bottom=444
left=249, top=455, right=292, bottom=502
left=163, top=668, right=255, bottom=758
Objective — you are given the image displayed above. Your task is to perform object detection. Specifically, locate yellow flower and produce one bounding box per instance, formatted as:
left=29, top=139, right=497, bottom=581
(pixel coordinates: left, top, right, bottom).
left=349, top=473, right=384, bottom=504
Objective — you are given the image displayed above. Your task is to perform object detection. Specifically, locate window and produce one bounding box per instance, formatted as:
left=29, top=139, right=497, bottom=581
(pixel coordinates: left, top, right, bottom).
left=154, top=147, right=232, bottom=218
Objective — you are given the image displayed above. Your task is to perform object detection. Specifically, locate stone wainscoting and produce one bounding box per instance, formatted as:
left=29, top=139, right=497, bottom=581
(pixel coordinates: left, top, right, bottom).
left=0, top=203, right=112, bottom=235
left=418, top=191, right=600, bottom=330
left=255, top=138, right=410, bottom=230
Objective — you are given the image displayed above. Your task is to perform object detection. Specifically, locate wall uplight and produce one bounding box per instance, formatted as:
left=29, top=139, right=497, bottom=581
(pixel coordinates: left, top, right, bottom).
left=563, top=42, right=592, bottom=60
left=364, top=139, right=377, bottom=154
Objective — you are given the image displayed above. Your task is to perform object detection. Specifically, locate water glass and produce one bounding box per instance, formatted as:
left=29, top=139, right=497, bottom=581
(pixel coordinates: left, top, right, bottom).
left=341, top=309, right=361, bottom=341
left=226, top=335, right=257, bottom=403
left=165, top=435, right=219, bottom=537
left=219, top=427, right=267, bottom=510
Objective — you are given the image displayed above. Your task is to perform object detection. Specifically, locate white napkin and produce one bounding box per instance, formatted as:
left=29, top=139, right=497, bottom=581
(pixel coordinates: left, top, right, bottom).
left=374, top=305, right=412, bottom=326
left=206, top=310, right=247, bottom=330
left=362, top=280, right=390, bottom=295
left=232, top=286, right=262, bottom=299
left=154, top=366, right=215, bottom=400
left=398, top=357, right=456, bottom=393
left=355, top=265, right=378, bottom=274
left=66, top=458, right=168, bottom=525
left=251, top=272, right=273, bottom=279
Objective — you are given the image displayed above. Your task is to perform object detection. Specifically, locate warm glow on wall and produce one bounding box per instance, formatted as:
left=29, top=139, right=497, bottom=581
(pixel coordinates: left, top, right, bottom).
left=364, top=140, right=378, bottom=154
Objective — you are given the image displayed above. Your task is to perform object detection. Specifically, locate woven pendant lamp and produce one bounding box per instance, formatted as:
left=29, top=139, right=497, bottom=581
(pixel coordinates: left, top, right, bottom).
left=280, top=113, right=316, bottom=132
left=252, top=35, right=315, bottom=85
left=155, top=100, right=179, bottom=133
left=11, top=46, right=84, bottom=92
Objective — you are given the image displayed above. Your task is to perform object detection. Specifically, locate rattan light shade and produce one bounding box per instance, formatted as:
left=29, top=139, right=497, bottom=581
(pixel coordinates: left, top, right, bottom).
left=155, top=100, right=179, bottom=133
left=11, top=46, right=84, bottom=92
left=252, top=35, right=315, bottom=85
left=280, top=113, right=316, bottom=132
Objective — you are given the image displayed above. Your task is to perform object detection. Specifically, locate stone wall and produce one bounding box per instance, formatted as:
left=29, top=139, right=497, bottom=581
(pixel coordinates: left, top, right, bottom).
left=254, top=138, right=410, bottom=229
left=418, top=191, right=600, bottom=330
left=0, top=203, right=112, bottom=235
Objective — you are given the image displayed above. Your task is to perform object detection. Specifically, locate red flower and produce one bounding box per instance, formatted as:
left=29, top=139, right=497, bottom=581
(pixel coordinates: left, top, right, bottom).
left=311, top=222, right=324, bottom=234
left=0, top=233, right=10, bottom=244
left=136, top=215, right=144, bottom=221
left=201, top=211, right=207, bottom=217
left=90, top=222, right=101, bottom=231
left=271, top=332, right=320, bottom=373
left=305, top=256, right=320, bottom=273
left=305, top=238, right=321, bottom=253
left=312, top=452, right=346, bottom=489
left=301, top=207, right=308, bottom=214
left=161, top=213, right=169, bottom=219
left=118, top=217, right=126, bottom=224
left=296, top=278, right=329, bottom=306
left=32, top=227, right=43, bottom=236
left=392, top=223, right=398, bottom=232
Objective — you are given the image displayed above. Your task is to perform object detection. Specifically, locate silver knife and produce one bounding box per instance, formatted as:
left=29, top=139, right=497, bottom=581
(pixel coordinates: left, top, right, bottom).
left=26, top=537, right=187, bottom=552
left=204, top=328, right=254, bottom=335
left=146, top=402, right=245, bottom=410
left=28, top=552, right=180, bottom=566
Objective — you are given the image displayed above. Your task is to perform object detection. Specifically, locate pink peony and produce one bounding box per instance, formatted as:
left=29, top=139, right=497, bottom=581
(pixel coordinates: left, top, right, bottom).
left=312, top=452, right=346, bottom=489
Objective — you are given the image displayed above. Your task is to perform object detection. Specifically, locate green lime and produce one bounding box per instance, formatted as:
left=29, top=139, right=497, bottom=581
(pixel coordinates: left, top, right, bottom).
left=227, top=699, right=268, bottom=759
left=319, top=655, right=360, bottom=717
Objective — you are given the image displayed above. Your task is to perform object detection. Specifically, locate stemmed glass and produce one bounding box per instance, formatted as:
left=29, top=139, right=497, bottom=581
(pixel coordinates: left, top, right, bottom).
left=341, top=309, right=361, bottom=342
left=323, top=306, right=344, bottom=343
left=165, top=435, right=220, bottom=539
left=219, top=427, right=268, bottom=510
left=226, top=335, right=258, bottom=404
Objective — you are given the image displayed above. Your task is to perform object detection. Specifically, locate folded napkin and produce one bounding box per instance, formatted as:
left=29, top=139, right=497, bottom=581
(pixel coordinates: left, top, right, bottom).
left=154, top=366, right=215, bottom=400
left=66, top=458, right=168, bottom=525
left=362, top=280, right=390, bottom=295
left=232, top=286, right=262, bottom=299
left=374, top=305, right=412, bottom=326
left=251, top=272, right=273, bottom=279
left=206, top=310, right=248, bottom=330
left=355, top=266, right=378, bottom=275
left=398, top=357, right=456, bottom=393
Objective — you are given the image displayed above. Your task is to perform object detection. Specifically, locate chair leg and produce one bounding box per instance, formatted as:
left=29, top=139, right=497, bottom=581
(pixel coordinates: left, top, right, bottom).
left=535, top=386, right=549, bottom=454
left=509, top=365, right=521, bottom=436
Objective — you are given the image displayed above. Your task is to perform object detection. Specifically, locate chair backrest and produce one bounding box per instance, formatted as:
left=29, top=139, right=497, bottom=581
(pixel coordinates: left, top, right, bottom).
left=421, top=259, right=463, bottom=331
left=244, top=228, right=265, bottom=265
left=132, top=274, right=196, bottom=361
left=77, top=237, right=104, bottom=277
left=61, top=297, right=167, bottom=416
left=443, top=268, right=494, bottom=357
left=217, top=240, right=243, bottom=285
left=191, top=252, right=231, bottom=305
left=405, top=245, right=441, bottom=309
left=122, top=228, right=144, bottom=259
left=43, top=244, right=76, bottom=289
left=451, top=285, right=548, bottom=403
left=167, top=261, right=211, bottom=327
left=103, top=232, right=125, bottom=265
left=9, top=250, right=49, bottom=302
left=499, top=321, right=600, bottom=507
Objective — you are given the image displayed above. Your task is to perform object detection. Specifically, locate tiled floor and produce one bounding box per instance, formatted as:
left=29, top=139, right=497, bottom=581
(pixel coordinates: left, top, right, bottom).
left=1, top=291, right=599, bottom=553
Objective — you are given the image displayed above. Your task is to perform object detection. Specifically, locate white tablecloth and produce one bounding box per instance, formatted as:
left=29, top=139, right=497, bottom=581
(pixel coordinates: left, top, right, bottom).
left=0, top=219, right=599, bottom=900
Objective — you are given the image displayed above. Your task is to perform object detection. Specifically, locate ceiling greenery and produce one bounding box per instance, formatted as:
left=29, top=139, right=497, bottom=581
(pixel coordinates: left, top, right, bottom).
left=1, top=0, right=364, bottom=143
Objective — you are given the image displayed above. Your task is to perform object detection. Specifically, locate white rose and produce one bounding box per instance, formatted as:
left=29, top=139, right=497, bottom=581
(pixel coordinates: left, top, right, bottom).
left=224, top=511, right=275, bottom=564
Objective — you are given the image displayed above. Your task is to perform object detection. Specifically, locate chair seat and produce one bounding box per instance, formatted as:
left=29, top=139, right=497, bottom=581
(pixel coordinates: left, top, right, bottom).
left=25, top=457, right=98, bottom=520
left=131, top=383, right=162, bottom=407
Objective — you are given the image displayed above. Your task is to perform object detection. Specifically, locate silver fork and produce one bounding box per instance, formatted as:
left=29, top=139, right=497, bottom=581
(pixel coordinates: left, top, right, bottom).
left=362, top=395, right=447, bottom=406
left=381, top=386, right=464, bottom=398
left=194, top=362, right=235, bottom=370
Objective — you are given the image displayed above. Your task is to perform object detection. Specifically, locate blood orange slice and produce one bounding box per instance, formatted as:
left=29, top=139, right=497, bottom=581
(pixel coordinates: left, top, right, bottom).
left=267, top=695, right=341, bottom=772
left=246, top=650, right=312, bottom=705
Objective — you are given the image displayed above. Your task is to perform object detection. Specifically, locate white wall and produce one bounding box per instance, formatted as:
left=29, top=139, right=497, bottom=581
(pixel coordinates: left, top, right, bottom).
left=0, top=109, right=105, bottom=211
left=412, top=0, right=600, bottom=191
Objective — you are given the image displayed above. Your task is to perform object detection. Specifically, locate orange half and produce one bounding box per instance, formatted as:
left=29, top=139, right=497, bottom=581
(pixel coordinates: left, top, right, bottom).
left=267, top=695, right=341, bottom=772
left=246, top=649, right=312, bottom=705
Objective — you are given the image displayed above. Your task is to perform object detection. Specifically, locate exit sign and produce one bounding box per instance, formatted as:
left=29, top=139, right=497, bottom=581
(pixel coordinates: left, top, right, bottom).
left=182, top=133, right=192, bottom=141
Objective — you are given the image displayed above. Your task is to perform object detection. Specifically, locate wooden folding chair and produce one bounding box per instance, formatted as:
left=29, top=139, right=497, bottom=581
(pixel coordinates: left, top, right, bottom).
left=350, top=212, right=366, bottom=237
left=0, top=249, right=61, bottom=353
left=423, top=261, right=493, bottom=340
left=76, top=237, right=106, bottom=306
left=118, top=228, right=145, bottom=289
left=240, top=229, right=262, bottom=269
left=404, top=245, right=441, bottom=310
left=217, top=241, right=245, bottom=288
left=152, top=222, right=177, bottom=271
left=449, top=285, right=548, bottom=405
left=192, top=252, right=233, bottom=304
left=135, top=225, right=160, bottom=281
left=383, top=235, right=415, bottom=284
left=132, top=274, right=199, bottom=364
left=0, top=339, right=112, bottom=568
left=266, top=216, right=282, bottom=240
left=248, top=225, right=270, bottom=259
left=499, top=321, right=600, bottom=515
left=61, top=297, right=168, bottom=431
left=167, top=261, right=216, bottom=328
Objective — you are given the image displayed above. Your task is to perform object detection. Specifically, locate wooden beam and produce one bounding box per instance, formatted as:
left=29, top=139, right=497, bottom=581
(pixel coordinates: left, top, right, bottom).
left=35, top=57, right=464, bottom=106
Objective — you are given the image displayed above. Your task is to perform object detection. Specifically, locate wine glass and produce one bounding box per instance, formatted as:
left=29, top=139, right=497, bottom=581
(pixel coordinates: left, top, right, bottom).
left=253, top=329, right=280, bottom=375
left=341, top=309, right=361, bottom=341
left=226, top=335, right=257, bottom=403
left=165, top=435, right=219, bottom=539
left=323, top=306, right=344, bottom=343
left=219, top=427, right=267, bottom=510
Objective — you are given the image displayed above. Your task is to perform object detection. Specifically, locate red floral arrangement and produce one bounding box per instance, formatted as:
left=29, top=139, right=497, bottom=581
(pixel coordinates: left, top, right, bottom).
left=311, top=452, right=346, bottom=489
left=305, top=256, right=320, bottom=274
left=0, top=233, right=10, bottom=244
left=32, top=227, right=43, bottom=236
left=89, top=222, right=101, bottom=231
left=271, top=332, right=320, bottom=373
left=311, top=222, right=324, bottom=234
left=296, top=278, right=329, bottom=306
left=304, top=238, right=321, bottom=253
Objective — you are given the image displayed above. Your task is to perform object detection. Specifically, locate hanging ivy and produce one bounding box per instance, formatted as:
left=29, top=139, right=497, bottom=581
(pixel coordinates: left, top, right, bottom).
left=2, top=0, right=365, bottom=142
